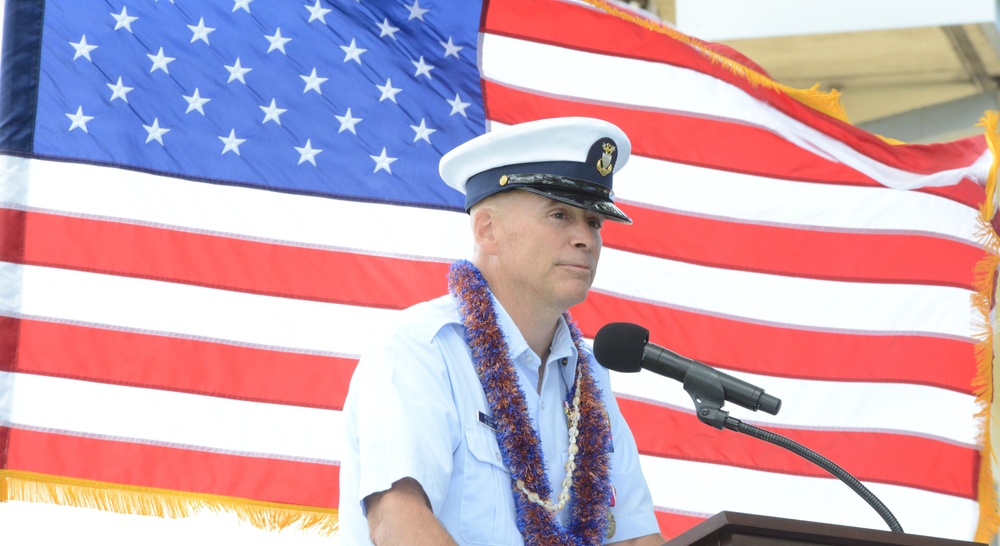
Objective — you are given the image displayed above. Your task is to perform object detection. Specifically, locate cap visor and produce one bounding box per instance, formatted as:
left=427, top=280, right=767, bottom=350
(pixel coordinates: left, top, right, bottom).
left=517, top=187, right=632, bottom=224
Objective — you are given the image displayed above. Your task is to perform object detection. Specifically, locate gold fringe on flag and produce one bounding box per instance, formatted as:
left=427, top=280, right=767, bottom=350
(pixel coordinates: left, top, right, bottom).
left=978, top=111, right=1000, bottom=223
left=0, top=469, right=339, bottom=535
left=973, top=111, right=1000, bottom=544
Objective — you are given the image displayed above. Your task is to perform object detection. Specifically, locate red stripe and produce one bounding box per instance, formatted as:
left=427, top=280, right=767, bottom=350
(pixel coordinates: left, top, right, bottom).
left=619, top=399, right=978, bottom=499
left=5, top=428, right=340, bottom=509
left=606, top=203, right=982, bottom=289
left=0, top=426, right=10, bottom=470
left=16, top=319, right=356, bottom=410
left=483, top=0, right=989, bottom=175
left=0, top=315, right=18, bottom=374
left=483, top=81, right=986, bottom=210
left=0, top=206, right=26, bottom=264
left=572, top=292, right=978, bottom=393
left=15, top=209, right=449, bottom=309
left=484, top=81, right=877, bottom=187
left=655, top=510, right=708, bottom=541
left=12, top=198, right=981, bottom=323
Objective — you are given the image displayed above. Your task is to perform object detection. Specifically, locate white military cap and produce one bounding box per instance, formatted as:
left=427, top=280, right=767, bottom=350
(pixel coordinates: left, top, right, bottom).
left=438, top=117, right=632, bottom=224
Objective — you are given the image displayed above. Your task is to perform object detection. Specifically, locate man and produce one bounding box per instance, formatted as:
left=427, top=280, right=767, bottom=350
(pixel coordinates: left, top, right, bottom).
left=340, top=117, right=664, bottom=545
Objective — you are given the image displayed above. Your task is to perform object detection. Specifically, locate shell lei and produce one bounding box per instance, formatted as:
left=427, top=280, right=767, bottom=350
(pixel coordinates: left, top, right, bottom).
left=448, top=260, right=613, bottom=545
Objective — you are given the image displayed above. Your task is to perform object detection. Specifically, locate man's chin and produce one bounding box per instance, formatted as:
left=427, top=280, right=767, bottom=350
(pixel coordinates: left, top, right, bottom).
left=555, top=284, right=592, bottom=310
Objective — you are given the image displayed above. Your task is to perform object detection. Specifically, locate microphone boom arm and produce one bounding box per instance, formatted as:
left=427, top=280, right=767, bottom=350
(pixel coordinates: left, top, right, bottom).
left=682, top=363, right=904, bottom=534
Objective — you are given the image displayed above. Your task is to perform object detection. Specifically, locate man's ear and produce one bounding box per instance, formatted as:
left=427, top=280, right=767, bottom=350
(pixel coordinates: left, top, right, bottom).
left=471, top=204, right=500, bottom=255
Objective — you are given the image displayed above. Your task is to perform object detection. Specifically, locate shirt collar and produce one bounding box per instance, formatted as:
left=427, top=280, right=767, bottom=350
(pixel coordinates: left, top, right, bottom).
left=490, top=294, right=578, bottom=386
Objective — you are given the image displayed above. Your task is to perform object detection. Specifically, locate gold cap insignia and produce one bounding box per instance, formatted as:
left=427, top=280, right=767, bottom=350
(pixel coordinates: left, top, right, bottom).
left=596, top=142, right=615, bottom=176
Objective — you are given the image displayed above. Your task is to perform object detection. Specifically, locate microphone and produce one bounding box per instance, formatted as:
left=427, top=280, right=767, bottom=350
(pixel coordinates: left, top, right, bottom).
left=593, top=322, right=781, bottom=415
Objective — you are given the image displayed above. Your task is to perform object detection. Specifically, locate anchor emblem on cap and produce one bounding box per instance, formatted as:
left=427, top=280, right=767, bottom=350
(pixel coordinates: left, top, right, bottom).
left=596, top=142, right=615, bottom=176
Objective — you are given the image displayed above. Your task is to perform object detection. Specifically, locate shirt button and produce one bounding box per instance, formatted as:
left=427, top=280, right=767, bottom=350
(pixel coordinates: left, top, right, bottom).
left=540, top=401, right=546, bottom=410
left=496, top=453, right=502, bottom=462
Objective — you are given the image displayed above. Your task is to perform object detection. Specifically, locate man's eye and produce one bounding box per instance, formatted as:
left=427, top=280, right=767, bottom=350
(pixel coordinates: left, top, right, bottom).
left=589, top=219, right=603, bottom=229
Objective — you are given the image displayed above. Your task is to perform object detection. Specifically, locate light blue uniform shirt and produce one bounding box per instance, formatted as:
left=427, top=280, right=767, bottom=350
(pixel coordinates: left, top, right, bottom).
left=340, top=293, right=659, bottom=545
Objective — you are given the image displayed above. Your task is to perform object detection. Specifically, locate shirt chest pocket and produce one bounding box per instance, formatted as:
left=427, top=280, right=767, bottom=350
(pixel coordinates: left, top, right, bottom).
left=458, top=425, right=517, bottom=545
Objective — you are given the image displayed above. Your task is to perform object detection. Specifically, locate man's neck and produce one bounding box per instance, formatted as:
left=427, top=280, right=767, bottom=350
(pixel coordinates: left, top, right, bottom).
left=477, top=269, right=561, bottom=363
left=498, top=291, right=560, bottom=364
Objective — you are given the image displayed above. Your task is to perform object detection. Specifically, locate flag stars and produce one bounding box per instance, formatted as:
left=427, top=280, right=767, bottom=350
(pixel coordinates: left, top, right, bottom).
left=219, top=129, right=247, bottom=155
left=412, top=56, right=434, bottom=78
left=65, top=106, right=94, bottom=133
left=377, top=78, right=402, bottom=103
left=447, top=93, right=470, bottom=117
left=440, top=37, right=463, bottom=58
left=143, top=118, right=170, bottom=145
left=300, top=68, right=328, bottom=94
left=341, top=38, right=367, bottom=64
left=295, top=139, right=322, bottom=166
left=188, top=18, right=216, bottom=45
left=266, top=28, right=292, bottom=54
left=107, top=77, right=134, bottom=103
left=225, top=57, right=252, bottom=84
left=111, top=7, right=138, bottom=33
left=232, top=0, right=253, bottom=13
left=370, top=147, right=397, bottom=174
left=410, top=118, right=436, bottom=143
left=148, top=47, right=176, bottom=74
left=335, top=108, right=362, bottom=134
left=405, top=0, right=429, bottom=21
left=377, top=18, right=400, bottom=39
left=183, top=88, right=211, bottom=115
left=305, top=0, right=332, bottom=23
left=260, top=99, right=287, bottom=125
left=70, top=35, right=98, bottom=61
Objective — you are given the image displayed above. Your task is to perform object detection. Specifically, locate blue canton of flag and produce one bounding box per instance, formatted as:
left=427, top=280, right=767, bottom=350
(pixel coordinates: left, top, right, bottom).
left=35, top=0, right=485, bottom=209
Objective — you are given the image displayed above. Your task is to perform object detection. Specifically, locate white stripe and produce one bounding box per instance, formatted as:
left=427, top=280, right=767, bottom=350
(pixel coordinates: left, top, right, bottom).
left=1, top=372, right=342, bottom=462
left=3, top=262, right=398, bottom=357
left=11, top=157, right=981, bottom=261
left=13, top=159, right=471, bottom=262
left=481, top=33, right=992, bottom=190
left=641, top=455, right=979, bottom=540
left=0, top=155, right=29, bottom=207
left=594, top=248, right=977, bottom=338
left=618, top=156, right=981, bottom=244
left=610, top=369, right=980, bottom=445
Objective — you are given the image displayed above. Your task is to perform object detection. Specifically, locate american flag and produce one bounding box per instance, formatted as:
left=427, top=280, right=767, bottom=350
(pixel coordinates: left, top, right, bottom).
left=0, top=0, right=996, bottom=543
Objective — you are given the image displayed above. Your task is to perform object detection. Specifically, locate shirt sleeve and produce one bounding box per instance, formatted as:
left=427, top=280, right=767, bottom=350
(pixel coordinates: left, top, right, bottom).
left=349, top=320, right=463, bottom=514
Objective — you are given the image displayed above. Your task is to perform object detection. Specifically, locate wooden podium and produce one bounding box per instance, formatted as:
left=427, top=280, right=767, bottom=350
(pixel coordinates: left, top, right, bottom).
left=664, top=512, right=986, bottom=546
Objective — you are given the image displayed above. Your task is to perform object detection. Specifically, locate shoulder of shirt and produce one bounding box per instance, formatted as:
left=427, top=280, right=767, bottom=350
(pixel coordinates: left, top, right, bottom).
left=388, top=293, right=462, bottom=343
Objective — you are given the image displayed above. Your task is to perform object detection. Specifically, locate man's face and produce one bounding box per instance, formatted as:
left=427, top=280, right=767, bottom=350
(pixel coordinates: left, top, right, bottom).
left=490, top=190, right=605, bottom=312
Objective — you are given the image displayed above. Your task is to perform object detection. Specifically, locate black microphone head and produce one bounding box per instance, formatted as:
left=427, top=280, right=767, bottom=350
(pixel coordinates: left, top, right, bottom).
left=593, top=322, right=649, bottom=373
